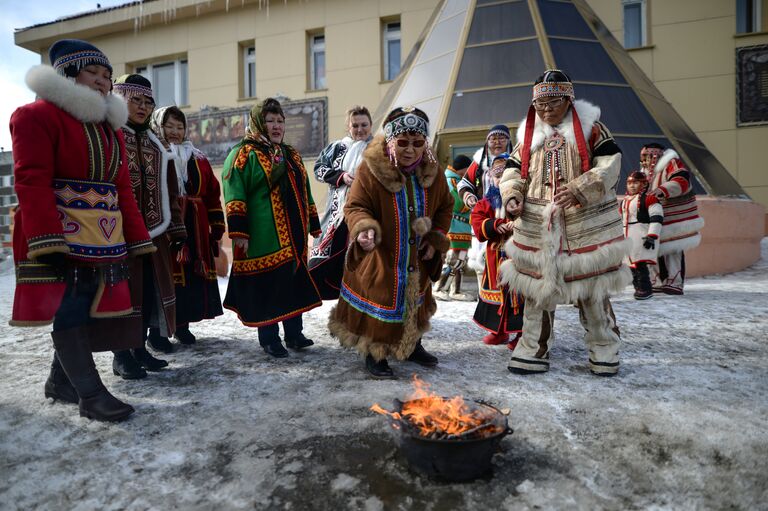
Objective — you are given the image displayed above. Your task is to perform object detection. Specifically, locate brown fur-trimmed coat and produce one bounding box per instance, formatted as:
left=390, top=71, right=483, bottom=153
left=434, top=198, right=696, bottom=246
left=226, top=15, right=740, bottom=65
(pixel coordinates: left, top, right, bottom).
left=328, top=135, right=453, bottom=361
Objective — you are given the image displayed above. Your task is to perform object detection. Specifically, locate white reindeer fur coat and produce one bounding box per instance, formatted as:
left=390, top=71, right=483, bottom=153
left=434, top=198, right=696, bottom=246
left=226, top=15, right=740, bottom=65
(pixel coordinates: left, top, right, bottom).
left=498, top=100, right=631, bottom=305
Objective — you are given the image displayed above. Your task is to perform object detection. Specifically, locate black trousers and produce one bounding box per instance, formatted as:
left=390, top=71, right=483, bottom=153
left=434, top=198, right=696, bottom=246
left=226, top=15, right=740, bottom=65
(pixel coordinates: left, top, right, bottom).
left=257, top=315, right=303, bottom=346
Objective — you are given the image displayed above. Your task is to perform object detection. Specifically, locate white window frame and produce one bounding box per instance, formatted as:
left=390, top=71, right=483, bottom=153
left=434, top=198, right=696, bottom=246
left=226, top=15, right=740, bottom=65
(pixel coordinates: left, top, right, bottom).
left=243, top=45, right=256, bottom=98
left=135, top=57, right=189, bottom=107
left=309, top=33, right=326, bottom=90
left=622, top=0, right=647, bottom=49
left=383, top=20, right=402, bottom=82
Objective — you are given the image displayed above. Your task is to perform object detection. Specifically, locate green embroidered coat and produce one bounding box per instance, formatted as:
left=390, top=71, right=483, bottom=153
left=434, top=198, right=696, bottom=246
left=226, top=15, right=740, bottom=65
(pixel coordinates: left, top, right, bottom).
left=222, top=138, right=322, bottom=326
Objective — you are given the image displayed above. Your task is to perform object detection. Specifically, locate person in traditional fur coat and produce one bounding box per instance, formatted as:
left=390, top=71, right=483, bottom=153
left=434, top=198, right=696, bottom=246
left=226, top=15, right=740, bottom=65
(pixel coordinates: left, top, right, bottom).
left=499, top=69, right=631, bottom=377
left=9, top=39, right=156, bottom=421
left=328, top=107, right=454, bottom=379
left=309, top=105, right=373, bottom=299
left=620, top=171, right=664, bottom=300
left=222, top=98, right=323, bottom=358
left=433, top=154, right=474, bottom=301
left=470, top=155, right=524, bottom=347
left=150, top=106, right=225, bottom=343
left=111, top=74, right=187, bottom=379
left=639, top=143, right=704, bottom=295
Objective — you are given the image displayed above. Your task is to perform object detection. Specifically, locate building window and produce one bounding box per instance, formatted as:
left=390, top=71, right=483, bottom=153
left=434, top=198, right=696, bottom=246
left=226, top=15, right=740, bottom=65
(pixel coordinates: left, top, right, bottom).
left=623, top=0, right=646, bottom=49
left=383, top=20, right=401, bottom=81
left=136, top=58, right=189, bottom=107
left=243, top=45, right=256, bottom=98
left=309, top=32, right=326, bottom=90
left=737, top=0, right=768, bottom=33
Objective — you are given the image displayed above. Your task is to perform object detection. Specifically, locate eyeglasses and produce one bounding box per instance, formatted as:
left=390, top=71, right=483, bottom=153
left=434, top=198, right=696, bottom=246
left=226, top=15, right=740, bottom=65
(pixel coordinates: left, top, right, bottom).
left=488, top=134, right=509, bottom=142
left=129, top=97, right=156, bottom=109
left=533, top=97, right=566, bottom=111
left=396, top=139, right=426, bottom=148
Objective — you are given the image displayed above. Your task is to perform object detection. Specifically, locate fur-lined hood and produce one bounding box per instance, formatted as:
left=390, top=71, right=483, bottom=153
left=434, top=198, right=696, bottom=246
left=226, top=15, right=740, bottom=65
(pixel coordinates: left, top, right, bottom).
left=25, top=65, right=128, bottom=130
left=654, top=148, right=680, bottom=175
left=516, top=99, right=601, bottom=153
left=362, top=135, right=440, bottom=193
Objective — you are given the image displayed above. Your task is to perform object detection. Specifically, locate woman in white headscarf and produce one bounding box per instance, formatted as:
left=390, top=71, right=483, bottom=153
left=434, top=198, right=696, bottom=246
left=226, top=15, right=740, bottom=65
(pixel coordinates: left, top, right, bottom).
left=151, top=106, right=225, bottom=345
left=308, top=105, right=373, bottom=299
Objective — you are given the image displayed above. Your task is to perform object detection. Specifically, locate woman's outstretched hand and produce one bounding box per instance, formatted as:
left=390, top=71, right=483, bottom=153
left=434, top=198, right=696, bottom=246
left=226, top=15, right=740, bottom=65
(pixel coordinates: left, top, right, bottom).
left=357, top=229, right=376, bottom=251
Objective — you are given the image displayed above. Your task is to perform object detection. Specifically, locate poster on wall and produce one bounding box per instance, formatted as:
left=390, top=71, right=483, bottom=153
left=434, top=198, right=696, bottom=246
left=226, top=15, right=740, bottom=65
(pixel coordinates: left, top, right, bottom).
left=737, top=45, right=768, bottom=126
left=185, top=97, right=327, bottom=165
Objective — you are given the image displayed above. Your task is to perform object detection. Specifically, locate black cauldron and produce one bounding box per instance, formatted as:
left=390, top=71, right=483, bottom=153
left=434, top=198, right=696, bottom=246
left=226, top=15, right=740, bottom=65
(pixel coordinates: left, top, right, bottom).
left=391, top=398, right=512, bottom=482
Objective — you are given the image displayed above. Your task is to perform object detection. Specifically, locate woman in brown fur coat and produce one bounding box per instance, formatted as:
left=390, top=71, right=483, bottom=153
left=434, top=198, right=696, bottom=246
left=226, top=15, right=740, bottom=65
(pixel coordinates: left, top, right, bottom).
left=328, top=107, right=453, bottom=378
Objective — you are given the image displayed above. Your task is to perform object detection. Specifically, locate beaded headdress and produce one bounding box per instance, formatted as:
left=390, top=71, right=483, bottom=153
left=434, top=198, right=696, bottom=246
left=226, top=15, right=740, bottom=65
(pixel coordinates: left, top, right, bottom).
left=113, top=74, right=154, bottom=100
left=532, top=69, right=575, bottom=102
left=382, top=106, right=435, bottom=168
left=383, top=108, right=429, bottom=142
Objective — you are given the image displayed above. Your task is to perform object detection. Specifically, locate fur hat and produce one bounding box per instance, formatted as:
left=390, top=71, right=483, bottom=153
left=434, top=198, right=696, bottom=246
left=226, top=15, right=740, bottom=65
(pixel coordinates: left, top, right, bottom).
left=49, top=39, right=112, bottom=78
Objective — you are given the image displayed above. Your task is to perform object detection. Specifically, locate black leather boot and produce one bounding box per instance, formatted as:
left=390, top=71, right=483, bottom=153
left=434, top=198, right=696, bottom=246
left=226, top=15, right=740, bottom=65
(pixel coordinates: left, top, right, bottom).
left=147, top=327, right=175, bottom=353
left=52, top=327, right=135, bottom=422
left=44, top=351, right=78, bottom=404
left=365, top=355, right=394, bottom=379
left=174, top=326, right=196, bottom=345
left=633, top=264, right=653, bottom=300
left=284, top=334, right=314, bottom=350
left=132, top=343, right=168, bottom=371
left=407, top=340, right=438, bottom=367
left=263, top=341, right=289, bottom=358
left=112, top=350, right=148, bottom=380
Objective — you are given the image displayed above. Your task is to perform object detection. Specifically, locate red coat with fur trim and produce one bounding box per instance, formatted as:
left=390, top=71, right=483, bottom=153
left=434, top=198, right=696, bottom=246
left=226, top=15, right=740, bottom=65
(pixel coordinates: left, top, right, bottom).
left=645, top=149, right=704, bottom=256
left=9, top=65, right=153, bottom=327
left=328, top=135, right=453, bottom=361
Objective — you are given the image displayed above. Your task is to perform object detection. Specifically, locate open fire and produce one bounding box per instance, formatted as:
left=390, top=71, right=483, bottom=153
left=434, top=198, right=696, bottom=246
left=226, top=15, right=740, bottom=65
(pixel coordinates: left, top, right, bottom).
left=371, top=375, right=506, bottom=440
left=371, top=376, right=512, bottom=481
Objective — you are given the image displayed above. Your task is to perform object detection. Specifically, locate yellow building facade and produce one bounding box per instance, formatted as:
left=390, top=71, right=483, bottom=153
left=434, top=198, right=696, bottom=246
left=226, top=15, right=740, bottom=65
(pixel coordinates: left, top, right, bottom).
left=14, top=0, right=768, bottom=209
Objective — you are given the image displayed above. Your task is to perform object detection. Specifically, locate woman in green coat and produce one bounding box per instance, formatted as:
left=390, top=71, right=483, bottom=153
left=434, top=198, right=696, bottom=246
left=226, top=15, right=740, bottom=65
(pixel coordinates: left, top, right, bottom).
left=222, top=98, right=322, bottom=358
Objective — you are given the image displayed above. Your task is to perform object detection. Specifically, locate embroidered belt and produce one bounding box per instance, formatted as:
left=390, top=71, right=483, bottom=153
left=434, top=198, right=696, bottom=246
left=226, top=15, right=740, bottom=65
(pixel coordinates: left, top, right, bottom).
left=54, top=178, right=127, bottom=263
left=452, top=214, right=470, bottom=223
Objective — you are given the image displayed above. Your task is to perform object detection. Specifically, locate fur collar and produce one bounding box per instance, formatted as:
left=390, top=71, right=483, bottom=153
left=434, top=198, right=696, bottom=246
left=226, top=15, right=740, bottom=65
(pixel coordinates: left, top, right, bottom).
left=25, top=65, right=128, bottom=130
left=516, top=99, right=601, bottom=152
left=362, top=135, right=439, bottom=193
left=654, top=148, right=680, bottom=174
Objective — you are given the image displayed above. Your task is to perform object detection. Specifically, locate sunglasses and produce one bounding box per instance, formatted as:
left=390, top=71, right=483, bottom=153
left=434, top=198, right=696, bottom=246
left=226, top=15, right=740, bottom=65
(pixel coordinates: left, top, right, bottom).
left=396, top=139, right=426, bottom=148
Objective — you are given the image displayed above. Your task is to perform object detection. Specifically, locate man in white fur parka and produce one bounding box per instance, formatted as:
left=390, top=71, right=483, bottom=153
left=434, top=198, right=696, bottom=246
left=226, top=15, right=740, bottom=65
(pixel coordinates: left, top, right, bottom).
left=498, top=69, right=631, bottom=377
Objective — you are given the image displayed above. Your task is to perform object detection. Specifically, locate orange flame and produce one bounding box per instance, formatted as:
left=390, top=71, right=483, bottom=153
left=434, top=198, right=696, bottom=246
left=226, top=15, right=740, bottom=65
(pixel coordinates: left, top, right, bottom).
left=370, top=375, right=502, bottom=438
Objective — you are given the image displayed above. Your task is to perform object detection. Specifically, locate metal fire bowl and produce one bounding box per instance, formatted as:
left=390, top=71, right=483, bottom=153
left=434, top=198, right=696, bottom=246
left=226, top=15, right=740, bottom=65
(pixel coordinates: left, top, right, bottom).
left=392, top=398, right=513, bottom=482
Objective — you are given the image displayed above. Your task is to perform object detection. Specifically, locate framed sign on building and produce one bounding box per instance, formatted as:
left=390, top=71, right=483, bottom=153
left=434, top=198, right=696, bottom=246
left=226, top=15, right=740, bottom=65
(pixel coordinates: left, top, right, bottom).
left=185, top=97, right=328, bottom=165
left=736, top=45, right=768, bottom=126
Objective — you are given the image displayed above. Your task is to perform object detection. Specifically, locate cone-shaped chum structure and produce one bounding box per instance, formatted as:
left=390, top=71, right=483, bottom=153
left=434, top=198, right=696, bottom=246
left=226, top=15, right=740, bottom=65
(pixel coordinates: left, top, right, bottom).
left=372, top=0, right=746, bottom=196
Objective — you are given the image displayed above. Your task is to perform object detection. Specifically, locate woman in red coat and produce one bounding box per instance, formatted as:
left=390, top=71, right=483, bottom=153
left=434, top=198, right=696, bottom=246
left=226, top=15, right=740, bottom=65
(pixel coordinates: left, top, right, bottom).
left=9, top=39, right=155, bottom=422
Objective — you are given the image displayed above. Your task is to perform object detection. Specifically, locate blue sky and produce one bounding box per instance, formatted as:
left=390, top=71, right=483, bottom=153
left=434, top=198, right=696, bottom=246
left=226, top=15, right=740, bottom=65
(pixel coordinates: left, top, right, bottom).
left=0, top=0, right=128, bottom=151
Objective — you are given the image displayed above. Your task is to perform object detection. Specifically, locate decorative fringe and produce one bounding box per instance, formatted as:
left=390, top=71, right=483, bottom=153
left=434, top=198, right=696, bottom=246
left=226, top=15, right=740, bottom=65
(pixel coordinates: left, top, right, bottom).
left=329, top=273, right=431, bottom=361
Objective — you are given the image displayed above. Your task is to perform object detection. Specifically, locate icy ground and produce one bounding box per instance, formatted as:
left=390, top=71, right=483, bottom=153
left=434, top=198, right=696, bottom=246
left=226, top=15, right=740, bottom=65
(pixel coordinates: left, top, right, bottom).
left=1, top=242, right=767, bottom=511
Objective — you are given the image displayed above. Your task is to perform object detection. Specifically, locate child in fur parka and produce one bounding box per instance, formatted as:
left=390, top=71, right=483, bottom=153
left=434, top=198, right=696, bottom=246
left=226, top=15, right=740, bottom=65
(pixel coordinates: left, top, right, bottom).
left=620, top=171, right=663, bottom=300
